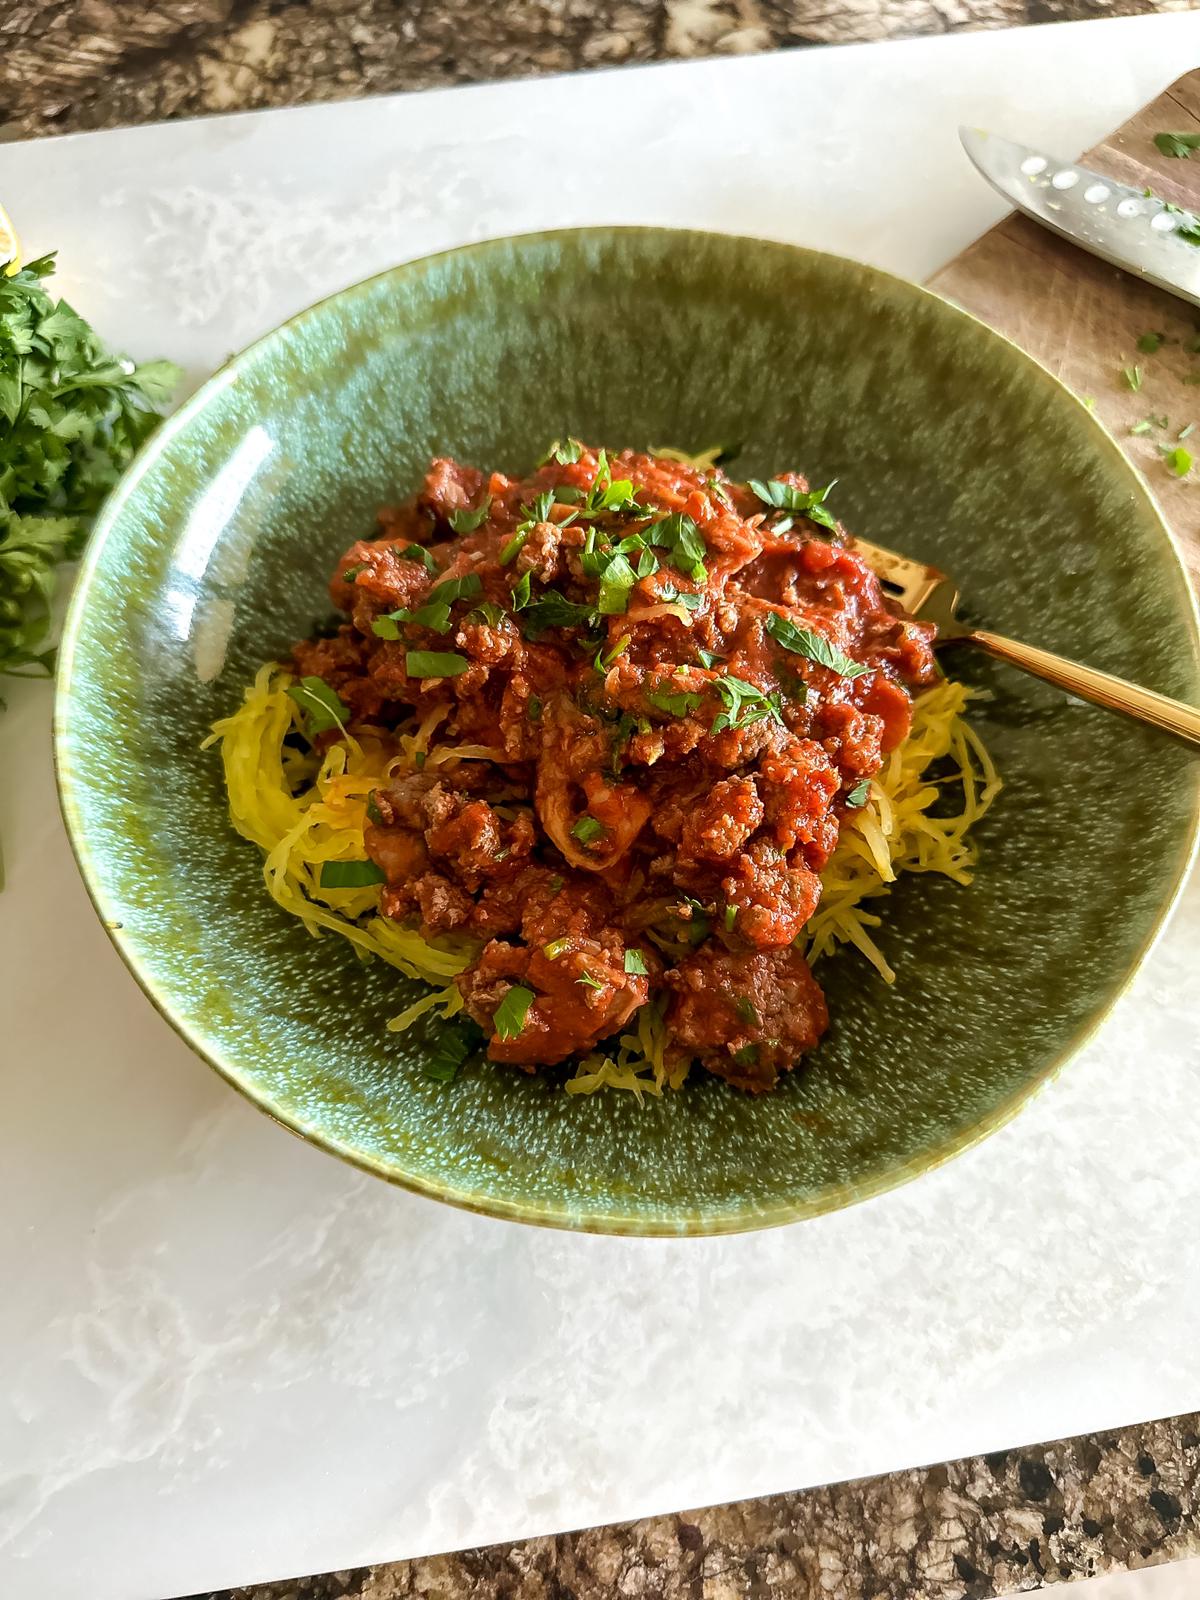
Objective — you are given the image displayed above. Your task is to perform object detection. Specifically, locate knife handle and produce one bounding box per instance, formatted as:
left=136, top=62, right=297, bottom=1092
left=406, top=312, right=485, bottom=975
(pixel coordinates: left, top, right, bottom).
left=965, top=629, right=1200, bottom=751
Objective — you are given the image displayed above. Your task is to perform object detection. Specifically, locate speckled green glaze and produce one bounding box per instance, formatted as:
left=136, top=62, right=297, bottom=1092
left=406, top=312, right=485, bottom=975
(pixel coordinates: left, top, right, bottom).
left=55, top=229, right=1200, bottom=1236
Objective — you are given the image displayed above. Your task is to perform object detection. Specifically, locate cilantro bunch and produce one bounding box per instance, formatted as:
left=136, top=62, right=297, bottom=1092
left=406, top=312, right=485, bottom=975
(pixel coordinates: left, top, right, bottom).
left=0, top=253, right=180, bottom=697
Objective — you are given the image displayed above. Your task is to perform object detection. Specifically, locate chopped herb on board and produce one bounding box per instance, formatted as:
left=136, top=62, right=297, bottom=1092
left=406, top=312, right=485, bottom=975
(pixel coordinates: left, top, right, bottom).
left=1137, top=332, right=1168, bottom=354
left=1154, top=131, right=1200, bottom=159
left=1161, top=445, right=1194, bottom=477
left=1121, top=365, right=1144, bottom=392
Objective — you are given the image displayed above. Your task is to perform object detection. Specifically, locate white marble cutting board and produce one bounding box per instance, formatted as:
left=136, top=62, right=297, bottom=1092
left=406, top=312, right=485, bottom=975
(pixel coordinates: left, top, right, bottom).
left=3, top=16, right=1200, bottom=1599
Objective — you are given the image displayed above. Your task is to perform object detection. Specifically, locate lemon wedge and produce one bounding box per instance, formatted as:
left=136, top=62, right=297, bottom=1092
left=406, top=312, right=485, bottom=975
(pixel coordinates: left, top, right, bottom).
left=0, top=201, right=21, bottom=276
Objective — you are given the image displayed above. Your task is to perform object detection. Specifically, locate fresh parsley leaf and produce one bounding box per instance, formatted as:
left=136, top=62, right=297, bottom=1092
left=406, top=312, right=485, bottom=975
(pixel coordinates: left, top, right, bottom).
left=373, top=601, right=452, bottom=637
left=597, top=552, right=638, bottom=614
left=395, top=543, right=438, bottom=574
left=845, top=777, right=871, bottom=808
left=724, top=905, right=738, bottom=932
left=706, top=476, right=733, bottom=508
left=448, top=495, right=492, bottom=533
left=319, top=859, right=386, bottom=888
left=341, top=562, right=366, bottom=582
left=1137, top=331, right=1168, bottom=354
left=365, top=790, right=384, bottom=825
left=405, top=650, right=470, bottom=677
left=0, top=254, right=179, bottom=689
left=540, top=437, right=583, bottom=465
left=519, top=591, right=598, bottom=639
left=1122, top=365, right=1144, bottom=391
left=493, top=984, right=534, bottom=1039
left=734, top=995, right=758, bottom=1025
left=467, top=601, right=507, bottom=627
left=1164, top=445, right=1193, bottom=476
left=424, top=1019, right=483, bottom=1083
left=732, top=1044, right=759, bottom=1068
left=1155, top=131, right=1200, bottom=159
left=1180, top=423, right=1196, bottom=440
left=528, top=695, right=542, bottom=721
left=1129, top=420, right=1155, bottom=436
left=765, top=611, right=869, bottom=678
left=426, top=573, right=482, bottom=607
left=656, top=582, right=703, bottom=613
left=696, top=647, right=723, bottom=668
left=646, top=512, right=708, bottom=581
left=499, top=529, right=529, bottom=566
left=1163, top=201, right=1200, bottom=246
left=709, top=675, right=784, bottom=736
left=571, top=815, right=606, bottom=846
left=748, top=477, right=837, bottom=529
left=287, top=675, right=350, bottom=737
left=646, top=687, right=702, bottom=718
left=624, top=948, right=648, bottom=975
left=511, top=569, right=532, bottom=609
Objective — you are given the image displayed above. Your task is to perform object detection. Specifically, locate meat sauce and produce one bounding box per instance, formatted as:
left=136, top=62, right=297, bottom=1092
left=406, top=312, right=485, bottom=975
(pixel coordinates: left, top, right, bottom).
left=292, top=445, right=937, bottom=1092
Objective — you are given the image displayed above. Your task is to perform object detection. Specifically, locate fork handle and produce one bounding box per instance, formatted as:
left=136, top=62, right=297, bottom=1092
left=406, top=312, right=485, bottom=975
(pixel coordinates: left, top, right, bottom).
left=960, top=629, right=1200, bottom=751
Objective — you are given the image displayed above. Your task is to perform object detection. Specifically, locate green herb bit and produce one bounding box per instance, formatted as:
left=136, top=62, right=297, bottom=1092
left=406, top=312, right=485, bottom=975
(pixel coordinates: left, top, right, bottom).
left=748, top=477, right=837, bottom=530
left=365, top=791, right=383, bottom=825
left=646, top=512, right=709, bottom=581
left=540, top=437, right=584, bottom=466
left=1129, top=420, right=1155, bottom=436
left=287, top=675, right=349, bottom=737
left=395, top=543, right=437, bottom=574
left=732, top=1044, right=759, bottom=1068
left=448, top=495, right=493, bottom=533
left=373, top=600, right=452, bottom=638
left=576, top=970, right=604, bottom=991
left=499, top=529, right=529, bottom=566
left=424, top=1022, right=478, bottom=1083
left=543, top=936, right=572, bottom=960
left=1163, top=445, right=1194, bottom=476
left=709, top=675, right=784, bottom=736
left=845, top=777, right=871, bottom=808
left=427, top=572, right=483, bottom=607
left=646, top=687, right=702, bottom=718
left=468, top=601, right=507, bottom=628
left=1180, top=423, right=1196, bottom=440
left=724, top=905, right=738, bottom=932
left=597, top=552, right=639, bottom=615
left=519, top=590, right=599, bottom=639
left=656, top=582, right=704, bottom=613
left=510, top=569, right=532, bottom=609
left=765, top=611, right=869, bottom=678
left=1155, top=131, right=1200, bottom=159
left=319, top=859, right=386, bottom=888
left=734, top=995, right=758, bottom=1025
left=706, top=476, right=733, bottom=508
left=493, top=984, right=535, bottom=1039
left=548, top=875, right=564, bottom=891
left=405, top=650, right=470, bottom=678
left=696, top=648, right=723, bottom=668
left=1121, top=365, right=1143, bottom=392
left=624, top=948, right=648, bottom=975
left=1137, top=332, right=1168, bottom=354
left=571, top=815, right=606, bottom=846
left=341, top=562, right=367, bottom=582
left=528, top=694, right=543, bottom=722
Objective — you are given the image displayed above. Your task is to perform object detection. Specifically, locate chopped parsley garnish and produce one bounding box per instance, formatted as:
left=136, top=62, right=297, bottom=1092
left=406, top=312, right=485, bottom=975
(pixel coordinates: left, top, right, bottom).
left=548, top=875, right=564, bottom=891
left=1155, top=131, right=1200, bottom=159
left=748, top=477, right=837, bottom=530
left=597, top=551, right=639, bottom=614
left=845, top=777, right=871, bottom=808
left=765, top=611, right=869, bottom=678
left=593, top=635, right=630, bottom=673
left=646, top=512, right=708, bottom=581
left=424, top=1019, right=482, bottom=1083
left=636, top=545, right=659, bottom=578
left=528, top=695, right=542, bottom=721
left=395, top=543, right=437, bottom=574
left=493, top=984, right=534, bottom=1039
left=1137, top=331, right=1168, bottom=354
left=543, top=936, right=572, bottom=960
left=319, top=859, right=386, bottom=888
left=624, top=948, right=648, bottom=975
left=710, top=674, right=784, bottom=736
left=724, top=904, right=738, bottom=932
left=341, top=562, right=366, bottom=582
left=467, top=601, right=507, bottom=628
left=578, top=450, right=644, bottom=517
left=1121, top=365, right=1143, bottom=392
left=706, top=476, right=733, bottom=508
left=427, top=573, right=482, bottom=607
left=1181, top=423, right=1196, bottom=440
left=1162, top=445, right=1194, bottom=476
left=657, top=582, right=703, bottom=612
left=734, top=995, right=758, bottom=1025
left=732, top=1044, right=759, bottom=1067
left=365, top=791, right=383, bottom=824
left=287, top=675, right=349, bottom=737
left=373, top=603, right=448, bottom=638
left=646, top=686, right=702, bottom=718
left=571, top=815, right=605, bottom=846
left=1163, top=201, right=1200, bottom=246
left=519, top=590, right=599, bottom=639
left=499, top=529, right=529, bottom=565
left=405, top=650, right=470, bottom=677
left=511, top=569, right=532, bottom=608
left=448, top=495, right=492, bottom=533
left=540, top=437, right=584, bottom=465
left=576, top=970, right=604, bottom=991
left=696, top=648, right=723, bottom=668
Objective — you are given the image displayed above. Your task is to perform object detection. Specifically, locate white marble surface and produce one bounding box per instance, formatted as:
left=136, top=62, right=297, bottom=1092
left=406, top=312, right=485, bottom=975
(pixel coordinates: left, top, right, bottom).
left=3, top=17, right=1200, bottom=1599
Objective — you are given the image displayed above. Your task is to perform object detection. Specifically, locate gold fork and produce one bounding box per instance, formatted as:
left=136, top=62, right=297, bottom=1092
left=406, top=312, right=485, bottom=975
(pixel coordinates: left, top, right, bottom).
left=848, top=536, right=1200, bottom=751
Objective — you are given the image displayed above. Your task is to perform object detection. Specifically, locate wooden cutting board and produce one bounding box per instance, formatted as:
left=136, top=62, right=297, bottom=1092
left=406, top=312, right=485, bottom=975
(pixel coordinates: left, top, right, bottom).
left=928, top=72, right=1200, bottom=584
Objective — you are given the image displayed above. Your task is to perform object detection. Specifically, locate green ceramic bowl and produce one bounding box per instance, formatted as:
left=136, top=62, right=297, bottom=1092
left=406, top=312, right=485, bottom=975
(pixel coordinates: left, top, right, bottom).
left=56, top=228, right=1200, bottom=1236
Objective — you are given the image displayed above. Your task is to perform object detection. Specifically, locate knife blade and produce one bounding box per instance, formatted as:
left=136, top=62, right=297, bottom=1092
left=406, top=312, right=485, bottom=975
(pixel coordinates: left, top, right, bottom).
left=959, top=127, right=1200, bottom=310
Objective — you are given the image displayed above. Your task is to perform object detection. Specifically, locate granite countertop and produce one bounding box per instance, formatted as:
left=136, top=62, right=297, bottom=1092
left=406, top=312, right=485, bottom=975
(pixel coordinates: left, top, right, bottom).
left=6, top=3, right=1199, bottom=1598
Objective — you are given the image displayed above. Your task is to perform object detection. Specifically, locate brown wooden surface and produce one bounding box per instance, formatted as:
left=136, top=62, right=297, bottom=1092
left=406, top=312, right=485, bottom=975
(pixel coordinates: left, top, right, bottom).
left=928, top=71, right=1200, bottom=583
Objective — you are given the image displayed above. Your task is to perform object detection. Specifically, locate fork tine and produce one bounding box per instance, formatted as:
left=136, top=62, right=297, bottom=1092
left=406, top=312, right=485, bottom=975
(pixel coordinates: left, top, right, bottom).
left=847, top=535, right=952, bottom=617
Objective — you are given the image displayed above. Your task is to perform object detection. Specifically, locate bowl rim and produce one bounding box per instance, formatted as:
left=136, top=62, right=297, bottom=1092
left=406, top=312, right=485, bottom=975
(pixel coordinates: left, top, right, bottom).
left=54, top=224, right=1200, bottom=1237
